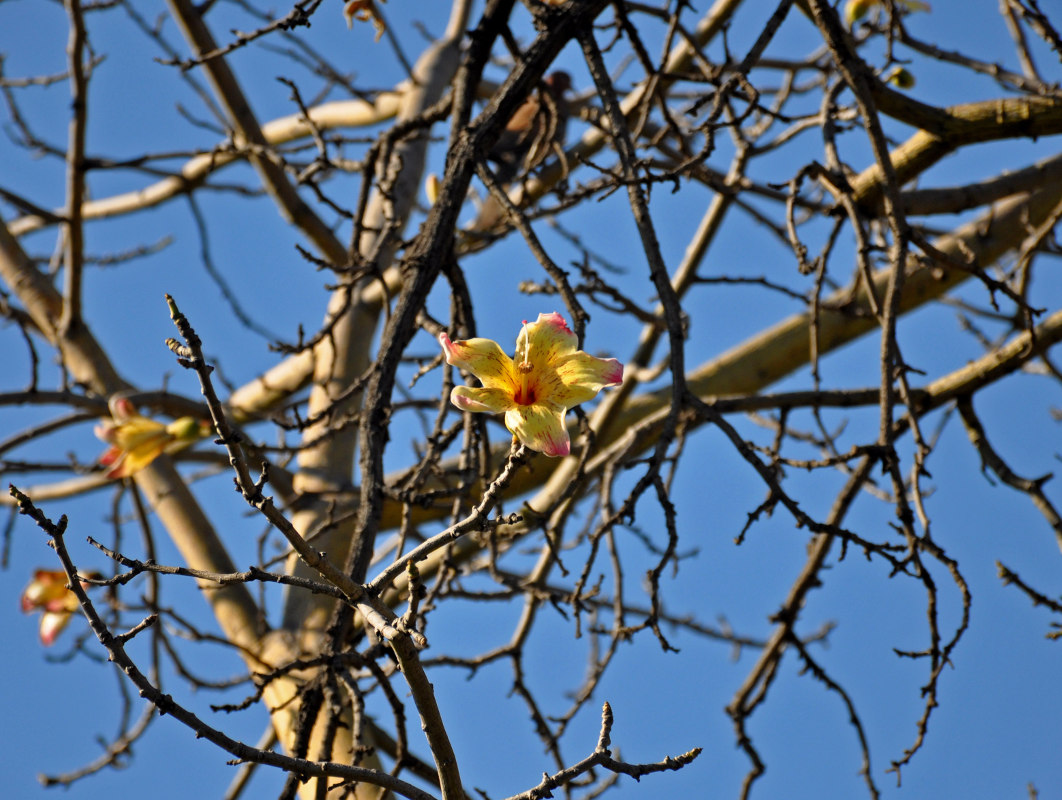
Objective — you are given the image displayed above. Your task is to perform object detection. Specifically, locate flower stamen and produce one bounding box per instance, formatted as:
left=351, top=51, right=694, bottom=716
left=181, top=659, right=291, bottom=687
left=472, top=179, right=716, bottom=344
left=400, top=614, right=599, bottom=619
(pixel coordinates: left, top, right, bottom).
left=518, top=321, right=532, bottom=367
left=515, top=321, right=535, bottom=405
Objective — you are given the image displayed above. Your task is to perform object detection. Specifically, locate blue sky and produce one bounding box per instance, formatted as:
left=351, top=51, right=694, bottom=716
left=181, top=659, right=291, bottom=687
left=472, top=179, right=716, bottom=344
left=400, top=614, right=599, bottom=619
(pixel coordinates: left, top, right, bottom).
left=2, top=1, right=1061, bottom=799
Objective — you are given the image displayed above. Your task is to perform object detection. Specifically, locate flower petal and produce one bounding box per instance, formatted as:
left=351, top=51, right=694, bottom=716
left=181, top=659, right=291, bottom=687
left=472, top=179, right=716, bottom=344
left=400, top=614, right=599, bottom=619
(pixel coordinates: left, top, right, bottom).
left=505, top=404, right=571, bottom=457
left=94, top=420, right=119, bottom=444
left=550, top=351, right=624, bottom=409
left=99, top=446, right=123, bottom=467
left=439, top=333, right=517, bottom=392
left=109, top=416, right=168, bottom=451
left=514, top=311, right=577, bottom=369
left=39, top=611, right=72, bottom=647
left=106, top=438, right=170, bottom=478
left=451, top=386, right=516, bottom=415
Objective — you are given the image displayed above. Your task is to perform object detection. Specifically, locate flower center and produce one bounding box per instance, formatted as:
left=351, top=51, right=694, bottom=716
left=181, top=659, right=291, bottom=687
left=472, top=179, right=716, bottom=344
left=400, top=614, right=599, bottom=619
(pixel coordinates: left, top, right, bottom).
left=514, top=322, right=536, bottom=406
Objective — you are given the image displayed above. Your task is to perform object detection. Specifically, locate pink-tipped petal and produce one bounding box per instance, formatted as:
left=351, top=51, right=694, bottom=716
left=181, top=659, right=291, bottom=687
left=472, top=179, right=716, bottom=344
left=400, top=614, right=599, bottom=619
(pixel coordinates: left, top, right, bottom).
left=94, top=420, right=118, bottom=443
left=550, top=352, right=624, bottom=409
left=451, top=386, right=516, bottom=415
left=505, top=405, right=571, bottom=457
left=105, top=440, right=168, bottom=479
left=439, top=333, right=517, bottom=392
left=536, top=311, right=575, bottom=339
left=39, top=611, right=70, bottom=647
left=516, top=312, right=578, bottom=366
left=99, top=446, right=122, bottom=467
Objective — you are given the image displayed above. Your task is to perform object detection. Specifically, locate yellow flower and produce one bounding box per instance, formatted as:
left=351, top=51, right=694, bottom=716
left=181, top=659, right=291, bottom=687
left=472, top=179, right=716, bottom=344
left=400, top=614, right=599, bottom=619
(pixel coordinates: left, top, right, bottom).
left=95, top=396, right=205, bottom=479
left=846, top=0, right=930, bottom=25
left=20, top=568, right=98, bottom=646
left=439, top=312, right=623, bottom=457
